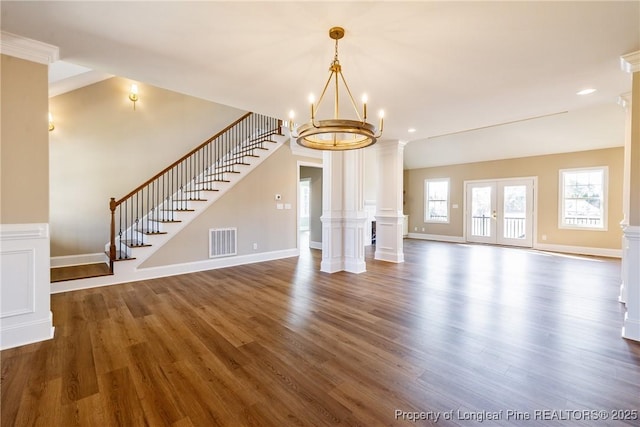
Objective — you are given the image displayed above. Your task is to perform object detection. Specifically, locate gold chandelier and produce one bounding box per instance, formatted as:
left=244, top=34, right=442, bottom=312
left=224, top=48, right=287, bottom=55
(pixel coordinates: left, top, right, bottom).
left=289, top=27, right=384, bottom=150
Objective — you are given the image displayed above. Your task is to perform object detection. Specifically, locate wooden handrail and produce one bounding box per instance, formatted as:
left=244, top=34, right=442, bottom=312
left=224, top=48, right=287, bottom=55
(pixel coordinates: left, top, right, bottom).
left=113, top=112, right=252, bottom=206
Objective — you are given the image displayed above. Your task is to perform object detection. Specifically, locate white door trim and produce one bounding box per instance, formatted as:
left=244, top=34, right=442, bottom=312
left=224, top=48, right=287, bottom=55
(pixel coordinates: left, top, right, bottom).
left=463, top=176, right=537, bottom=248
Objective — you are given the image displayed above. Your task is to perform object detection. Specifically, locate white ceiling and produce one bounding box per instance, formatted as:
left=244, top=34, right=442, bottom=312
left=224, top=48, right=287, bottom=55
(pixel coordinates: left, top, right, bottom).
left=2, top=1, right=638, bottom=168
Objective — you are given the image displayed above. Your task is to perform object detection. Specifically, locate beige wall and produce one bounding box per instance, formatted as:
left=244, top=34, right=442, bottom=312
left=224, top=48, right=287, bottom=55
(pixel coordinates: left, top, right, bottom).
left=1, top=54, right=49, bottom=224
left=141, top=143, right=317, bottom=267
left=405, top=147, right=624, bottom=249
left=48, top=77, right=245, bottom=256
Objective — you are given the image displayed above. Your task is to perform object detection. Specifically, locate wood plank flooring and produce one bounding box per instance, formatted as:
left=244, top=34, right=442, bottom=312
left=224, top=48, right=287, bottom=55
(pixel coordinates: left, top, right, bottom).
left=3, top=240, right=640, bottom=426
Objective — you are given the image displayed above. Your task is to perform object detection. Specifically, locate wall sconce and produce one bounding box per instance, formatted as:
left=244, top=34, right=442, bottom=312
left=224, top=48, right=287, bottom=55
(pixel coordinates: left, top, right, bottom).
left=129, top=84, right=139, bottom=110
left=48, top=112, right=55, bottom=131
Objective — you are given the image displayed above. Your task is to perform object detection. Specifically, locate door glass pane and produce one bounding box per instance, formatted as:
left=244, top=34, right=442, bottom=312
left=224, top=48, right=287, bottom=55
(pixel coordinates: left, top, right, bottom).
left=503, top=185, right=526, bottom=239
left=471, top=186, right=492, bottom=237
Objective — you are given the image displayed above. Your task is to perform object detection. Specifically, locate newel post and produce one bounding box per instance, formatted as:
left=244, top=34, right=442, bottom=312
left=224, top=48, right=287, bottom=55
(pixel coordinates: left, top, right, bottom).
left=109, top=197, right=116, bottom=273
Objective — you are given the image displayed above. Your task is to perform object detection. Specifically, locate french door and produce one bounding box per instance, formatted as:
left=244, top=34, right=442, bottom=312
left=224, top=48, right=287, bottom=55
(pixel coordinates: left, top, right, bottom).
left=466, top=178, right=534, bottom=247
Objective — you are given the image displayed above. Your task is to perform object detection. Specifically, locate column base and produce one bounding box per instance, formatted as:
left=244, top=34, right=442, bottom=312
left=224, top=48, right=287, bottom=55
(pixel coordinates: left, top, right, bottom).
left=344, top=258, right=366, bottom=274
left=374, top=214, right=404, bottom=263
left=321, top=258, right=343, bottom=274
left=622, top=313, right=640, bottom=341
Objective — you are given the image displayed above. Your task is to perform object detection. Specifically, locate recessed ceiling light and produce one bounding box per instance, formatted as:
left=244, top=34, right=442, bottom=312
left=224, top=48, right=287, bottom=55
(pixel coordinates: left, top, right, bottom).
left=577, top=88, right=596, bottom=95
left=408, top=128, right=416, bottom=133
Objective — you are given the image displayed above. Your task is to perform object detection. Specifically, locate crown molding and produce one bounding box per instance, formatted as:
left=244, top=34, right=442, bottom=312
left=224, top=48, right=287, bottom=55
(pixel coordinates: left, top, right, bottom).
left=620, top=51, right=640, bottom=74
left=0, top=31, right=59, bottom=64
left=617, top=92, right=632, bottom=109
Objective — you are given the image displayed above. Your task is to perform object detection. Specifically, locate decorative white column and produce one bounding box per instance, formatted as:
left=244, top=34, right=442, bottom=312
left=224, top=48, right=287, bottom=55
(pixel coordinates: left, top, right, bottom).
left=374, top=140, right=407, bottom=263
left=620, top=51, right=640, bottom=342
left=320, top=149, right=367, bottom=274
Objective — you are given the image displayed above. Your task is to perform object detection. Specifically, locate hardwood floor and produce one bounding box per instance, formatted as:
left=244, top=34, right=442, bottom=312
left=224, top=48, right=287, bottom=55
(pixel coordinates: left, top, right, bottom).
left=2, top=240, right=639, bottom=426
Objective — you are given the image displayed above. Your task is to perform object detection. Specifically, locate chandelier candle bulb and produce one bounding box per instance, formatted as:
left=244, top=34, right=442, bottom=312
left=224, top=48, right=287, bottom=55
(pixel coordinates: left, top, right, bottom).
left=309, top=94, right=315, bottom=120
left=362, top=94, right=368, bottom=120
left=288, top=110, right=295, bottom=129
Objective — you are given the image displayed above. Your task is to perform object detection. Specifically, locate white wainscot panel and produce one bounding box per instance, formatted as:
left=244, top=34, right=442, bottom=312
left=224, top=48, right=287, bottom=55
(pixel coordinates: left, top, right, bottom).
left=1, top=249, right=35, bottom=317
left=0, top=223, right=54, bottom=350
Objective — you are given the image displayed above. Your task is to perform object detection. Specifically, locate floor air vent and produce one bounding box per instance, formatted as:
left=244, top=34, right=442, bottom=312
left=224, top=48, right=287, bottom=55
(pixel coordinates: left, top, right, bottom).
left=209, top=227, right=237, bottom=258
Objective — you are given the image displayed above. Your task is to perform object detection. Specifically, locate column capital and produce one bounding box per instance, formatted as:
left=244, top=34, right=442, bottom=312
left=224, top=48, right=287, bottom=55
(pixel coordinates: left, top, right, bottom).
left=373, top=139, right=408, bottom=152
left=620, top=50, right=640, bottom=74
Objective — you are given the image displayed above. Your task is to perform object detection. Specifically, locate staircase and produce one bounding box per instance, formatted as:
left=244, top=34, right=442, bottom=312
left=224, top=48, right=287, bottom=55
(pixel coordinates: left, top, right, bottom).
left=51, top=112, right=286, bottom=291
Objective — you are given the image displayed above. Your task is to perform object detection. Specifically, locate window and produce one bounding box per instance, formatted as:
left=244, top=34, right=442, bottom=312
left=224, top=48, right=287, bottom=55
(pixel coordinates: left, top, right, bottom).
left=559, top=167, right=607, bottom=230
left=425, top=179, right=449, bottom=223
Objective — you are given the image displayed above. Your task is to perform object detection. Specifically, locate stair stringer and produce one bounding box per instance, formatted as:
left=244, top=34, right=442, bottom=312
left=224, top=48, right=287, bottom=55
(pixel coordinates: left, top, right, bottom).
left=51, top=134, right=291, bottom=293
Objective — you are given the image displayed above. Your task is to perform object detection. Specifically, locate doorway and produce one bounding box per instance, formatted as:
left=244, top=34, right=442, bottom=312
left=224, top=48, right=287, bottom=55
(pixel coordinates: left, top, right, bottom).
left=298, top=164, right=323, bottom=251
left=465, top=178, right=535, bottom=247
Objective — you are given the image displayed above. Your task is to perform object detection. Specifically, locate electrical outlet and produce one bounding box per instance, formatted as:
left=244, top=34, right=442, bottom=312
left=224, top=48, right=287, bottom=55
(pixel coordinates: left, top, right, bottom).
left=414, top=227, right=418, bottom=231
left=542, top=234, right=547, bottom=241
left=421, top=227, right=425, bottom=232
left=253, top=243, right=258, bottom=250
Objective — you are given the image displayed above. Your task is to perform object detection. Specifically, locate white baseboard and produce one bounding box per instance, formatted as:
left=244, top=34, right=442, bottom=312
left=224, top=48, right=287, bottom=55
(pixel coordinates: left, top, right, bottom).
left=1, top=313, right=55, bottom=350
left=533, top=242, right=621, bottom=258
left=407, top=233, right=465, bottom=243
left=406, top=233, right=620, bottom=258
left=51, top=248, right=300, bottom=294
left=51, top=252, right=108, bottom=267
left=309, top=241, right=322, bottom=250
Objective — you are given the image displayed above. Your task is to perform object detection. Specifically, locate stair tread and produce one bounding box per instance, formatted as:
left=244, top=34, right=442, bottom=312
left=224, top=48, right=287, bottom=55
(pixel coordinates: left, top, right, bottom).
left=182, top=189, right=219, bottom=193
left=51, top=263, right=112, bottom=282
left=197, top=179, right=230, bottom=184
left=148, top=219, right=182, bottom=223
left=135, top=230, right=168, bottom=235
left=161, top=208, right=195, bottom=212
left=173, top=198, right=207, bottom=202
left=106, top=250, right=137, bottom=261
left=121, top=239, right=152, bottom=248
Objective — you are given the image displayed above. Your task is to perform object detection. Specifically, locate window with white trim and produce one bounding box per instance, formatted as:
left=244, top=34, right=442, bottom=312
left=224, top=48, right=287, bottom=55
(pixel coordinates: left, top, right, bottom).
left=424, top=179, right=449, bottom=223
left=559, top=167, right=607, bottom=230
